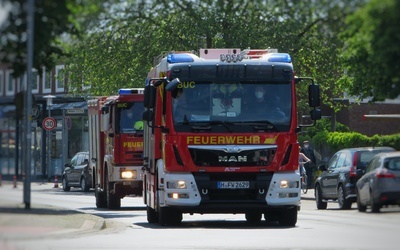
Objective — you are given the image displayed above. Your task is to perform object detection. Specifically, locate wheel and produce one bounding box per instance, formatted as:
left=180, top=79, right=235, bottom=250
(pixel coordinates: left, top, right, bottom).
left=80, top=177, right=89, bottom=192
left=278, top=207, right=297, bottom=227
left=370, top=191, right=381, bottom=213
left=245, top=212, right=262, bottom=223
left=301, top=175, right=308, bottom=194
left=356, top=190, right=367, bottom=212
left=159, top=206, right=182, bottom=226
left=264, top=212, right=279, bottom=223
left=95, top=186, right=107, bottom=208
left=338, top=185, right=352, bottom=210
left=62, top=176, right=70, bottom=191
left=106, top=174, right=121, bottom=209
left=147, top=206, right=158, bottom=223
left=315, top=184, right=327, bottom=209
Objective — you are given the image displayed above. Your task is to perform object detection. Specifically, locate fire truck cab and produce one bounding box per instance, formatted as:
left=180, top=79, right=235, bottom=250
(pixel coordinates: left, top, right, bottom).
left=88, top=88, right=144, bottom=209
left=142, top=48, right=321, bottom=226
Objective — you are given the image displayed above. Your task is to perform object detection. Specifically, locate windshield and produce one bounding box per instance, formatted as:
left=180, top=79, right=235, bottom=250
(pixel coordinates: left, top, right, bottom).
left=117, top=102, right=144, bottom=134
left=171, top=82, right=292, bottom=132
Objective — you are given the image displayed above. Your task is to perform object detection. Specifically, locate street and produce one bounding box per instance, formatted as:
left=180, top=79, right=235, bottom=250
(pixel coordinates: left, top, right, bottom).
left=1, top=181, right=400, bottom=250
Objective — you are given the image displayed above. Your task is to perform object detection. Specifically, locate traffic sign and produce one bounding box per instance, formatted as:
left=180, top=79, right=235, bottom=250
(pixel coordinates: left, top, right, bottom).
left=42, top=117, right=57, bottom=131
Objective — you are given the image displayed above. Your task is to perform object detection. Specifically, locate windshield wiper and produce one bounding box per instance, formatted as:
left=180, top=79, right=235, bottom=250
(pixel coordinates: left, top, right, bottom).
left=245, top=120, right=279, bottom=132
left=190, top=121, right=233, bottom=132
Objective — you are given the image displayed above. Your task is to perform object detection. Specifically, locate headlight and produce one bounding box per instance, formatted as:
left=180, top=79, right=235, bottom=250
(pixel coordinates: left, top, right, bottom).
left=166, top=180, right=187, bottom=189
left=121, top=170, right=136, bottom=179
left=280, top=180, right=299, bottom=188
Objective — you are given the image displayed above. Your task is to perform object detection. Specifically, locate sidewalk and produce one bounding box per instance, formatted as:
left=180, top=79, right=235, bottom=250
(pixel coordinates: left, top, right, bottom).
left=0, top=180, right=105, bottom=246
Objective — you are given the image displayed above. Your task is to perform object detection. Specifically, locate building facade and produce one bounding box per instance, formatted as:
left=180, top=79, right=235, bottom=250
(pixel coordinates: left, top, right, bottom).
left=0, top=64, right=88, bottom=179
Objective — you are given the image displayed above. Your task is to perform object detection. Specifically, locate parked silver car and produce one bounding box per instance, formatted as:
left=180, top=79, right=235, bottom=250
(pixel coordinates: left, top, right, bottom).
left=62, top=151, right=93, bottom=192
left=356, top=151, right=400, bottom=212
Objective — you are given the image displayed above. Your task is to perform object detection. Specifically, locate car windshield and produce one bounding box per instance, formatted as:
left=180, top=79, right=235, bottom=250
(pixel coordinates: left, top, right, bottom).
left=171, top=81, right=291, bottom=132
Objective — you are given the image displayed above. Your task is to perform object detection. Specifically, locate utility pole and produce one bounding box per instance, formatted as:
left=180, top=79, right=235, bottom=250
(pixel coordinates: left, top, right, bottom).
left=24, top=0, right=35, bottom=210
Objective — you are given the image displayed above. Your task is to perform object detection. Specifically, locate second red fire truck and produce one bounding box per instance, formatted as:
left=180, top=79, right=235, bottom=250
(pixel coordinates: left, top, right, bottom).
left=142, top=48, right=321, bottom=226
left=88, top=88, right=144, bottom=209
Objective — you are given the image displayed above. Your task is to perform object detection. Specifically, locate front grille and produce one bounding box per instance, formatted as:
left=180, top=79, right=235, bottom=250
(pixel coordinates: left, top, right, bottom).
left=193, top=172, right=272, bottom=202
left=125, top=151, right=143, bottom=165
left=188, top=145, right=277, bottom=167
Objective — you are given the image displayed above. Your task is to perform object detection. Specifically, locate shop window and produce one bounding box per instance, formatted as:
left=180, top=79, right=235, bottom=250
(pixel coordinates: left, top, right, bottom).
left=0, top=70, right=4, bottom=95
left=5, top=69, right=15, bottom=96
left=42, top=66, right=52, bottom=93
left=55, top=65, right=65, bottom=92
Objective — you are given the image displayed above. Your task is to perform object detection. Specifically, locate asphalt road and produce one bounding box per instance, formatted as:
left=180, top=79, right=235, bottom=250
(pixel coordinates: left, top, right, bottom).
left=1, top=180, right=400, bottom=250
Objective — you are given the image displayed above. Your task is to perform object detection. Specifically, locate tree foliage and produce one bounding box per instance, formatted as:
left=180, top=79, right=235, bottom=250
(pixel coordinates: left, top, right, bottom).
left=0, top=0, right=75, bottom=77
left=339, top=0, right=400, bottom=101
left=65, top=0, right=365, bottom=112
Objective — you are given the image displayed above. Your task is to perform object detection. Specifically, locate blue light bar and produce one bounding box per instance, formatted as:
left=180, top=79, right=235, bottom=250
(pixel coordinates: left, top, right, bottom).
left=167, top=54, right=194, bottom=63
left=118, top=88, right=144, bottom=95
left=267, top=53, right=292, bottom=63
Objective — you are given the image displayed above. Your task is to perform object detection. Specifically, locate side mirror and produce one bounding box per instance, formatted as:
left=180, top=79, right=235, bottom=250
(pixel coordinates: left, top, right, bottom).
left=142, top=109, right=154, bottom=122
left=165, top=78, right=181, bottom=92
left=318, top=164, right=327, bottom=172
left=144, top=85, right=156, bottom=109
left=308, top=84, right=320, bottom=107
left=310, top=109, right=321, bottom=120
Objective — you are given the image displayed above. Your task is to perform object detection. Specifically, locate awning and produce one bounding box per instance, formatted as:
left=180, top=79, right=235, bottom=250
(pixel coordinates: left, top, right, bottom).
left=48, top=101, right=87, bottom=111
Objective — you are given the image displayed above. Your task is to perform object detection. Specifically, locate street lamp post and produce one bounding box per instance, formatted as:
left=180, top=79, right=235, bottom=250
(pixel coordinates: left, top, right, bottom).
left=43, top=95, right=55, bottom=181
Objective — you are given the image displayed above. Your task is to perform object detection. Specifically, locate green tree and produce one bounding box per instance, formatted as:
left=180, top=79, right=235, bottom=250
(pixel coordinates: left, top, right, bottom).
left=339, top=0, right=400, bottom=101
left=0, top=0, right=104, bottom=77
left=65, top=0, right=364, bottom=108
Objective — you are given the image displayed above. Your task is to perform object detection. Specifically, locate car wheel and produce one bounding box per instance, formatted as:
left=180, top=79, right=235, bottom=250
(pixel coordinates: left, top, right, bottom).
left=62, top=176, right=70, bottom=191
left=356, top=190, right=367, bottom=212
left=338, top=185, right=352, bottom=210
left=370, top=191, right=381, bottom=213
left=81, top=177, right=89, bottom=192
left=315, top=185, right=327, bottom=209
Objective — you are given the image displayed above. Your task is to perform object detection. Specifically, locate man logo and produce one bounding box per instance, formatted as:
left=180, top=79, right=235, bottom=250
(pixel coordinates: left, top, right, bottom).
left=218, top=156, right=247, bottom=162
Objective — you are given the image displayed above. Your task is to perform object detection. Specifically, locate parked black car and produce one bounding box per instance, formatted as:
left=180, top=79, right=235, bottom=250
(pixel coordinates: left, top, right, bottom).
left=62, top=151, right=93, bottom=192
left=314, top=147, right=396, bottom=210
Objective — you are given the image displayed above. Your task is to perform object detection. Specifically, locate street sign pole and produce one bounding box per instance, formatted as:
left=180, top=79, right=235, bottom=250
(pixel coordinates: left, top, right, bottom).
left=24, top=0, right=35, bottom=210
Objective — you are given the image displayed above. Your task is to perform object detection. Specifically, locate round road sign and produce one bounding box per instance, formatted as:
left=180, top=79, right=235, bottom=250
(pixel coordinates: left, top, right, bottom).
left=42, top=117, right=57, bottom=131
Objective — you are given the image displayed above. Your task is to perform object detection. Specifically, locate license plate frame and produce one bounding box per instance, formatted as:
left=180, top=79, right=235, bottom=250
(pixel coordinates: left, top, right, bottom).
left=217, top=181, right=250, bottom=189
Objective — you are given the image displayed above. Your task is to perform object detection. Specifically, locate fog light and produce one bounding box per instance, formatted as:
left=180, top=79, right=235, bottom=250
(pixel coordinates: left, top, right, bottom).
left=168, top=193, right=189, bottom=199
left=121, top=170, right=136, bottom=179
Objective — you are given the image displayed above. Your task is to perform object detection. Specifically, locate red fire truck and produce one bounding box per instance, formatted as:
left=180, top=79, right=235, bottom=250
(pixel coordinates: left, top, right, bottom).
left=88, top=88, right=144, bottom=209
left=142, top=48, right=321, bottom=226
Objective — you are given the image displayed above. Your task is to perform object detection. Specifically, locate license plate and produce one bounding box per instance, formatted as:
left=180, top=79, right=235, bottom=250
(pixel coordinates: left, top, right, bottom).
left=217, top=181, right=249, bottom=189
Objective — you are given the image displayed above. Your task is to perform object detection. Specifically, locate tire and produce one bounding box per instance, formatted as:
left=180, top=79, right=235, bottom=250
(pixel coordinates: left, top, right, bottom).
left=245, top=212, right=262, bottom=223
left=81, top=177, right=89, bottom=192
left=278, top=207, right=297, bottom=227
left=370, top=191, right=381, bottom=213
left=95, top=186, right=107, bottom=208
left=147, top=206, right=158, bottom=223
left=62, top=176, right=70, bottom=191
left=264, top=212, right=279, bottom=223
left=159, top=206, right=182, bottom=226
left=356, top=190, right=367, bottom=212
left=338, top=185, right=352, bottom=210
left=106, top=174, right=121, bottom=209
left=302, top=175, right=308, bottom=194
left=315, top=185, right=327, bottom=209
